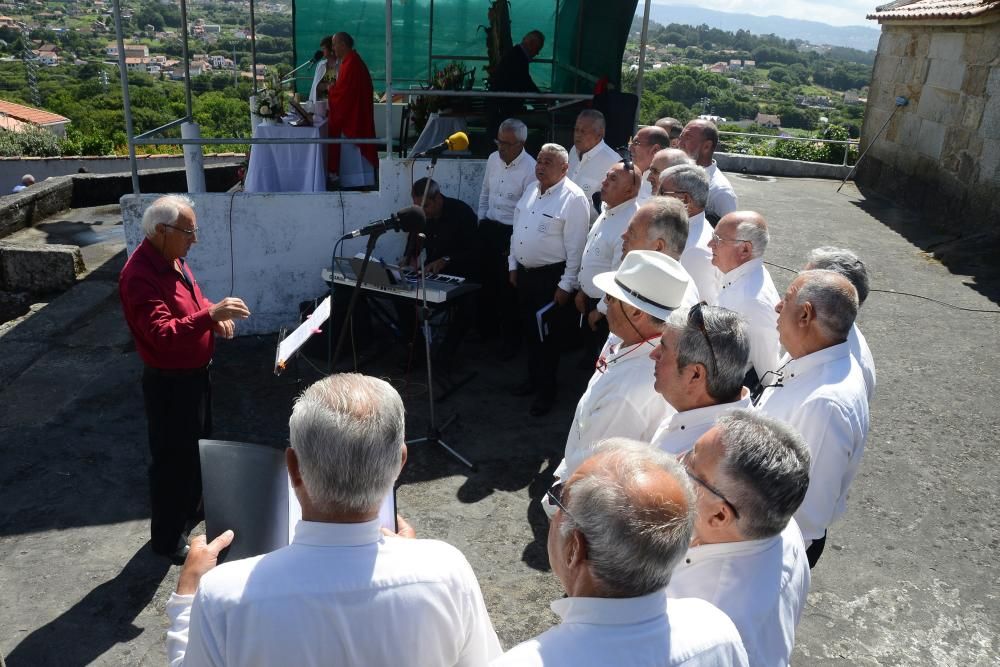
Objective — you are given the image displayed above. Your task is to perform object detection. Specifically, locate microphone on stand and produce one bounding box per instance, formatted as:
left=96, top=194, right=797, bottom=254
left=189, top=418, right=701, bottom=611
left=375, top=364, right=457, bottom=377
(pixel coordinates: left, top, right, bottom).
left=412, top=131, right=470, bottom=159
left=281, top=51, right=326, bottom=84
left=339, top=206, right=426, bottom=240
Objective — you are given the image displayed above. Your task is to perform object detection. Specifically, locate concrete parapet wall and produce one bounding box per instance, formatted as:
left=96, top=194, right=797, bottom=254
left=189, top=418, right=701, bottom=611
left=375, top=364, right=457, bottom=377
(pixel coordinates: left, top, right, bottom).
left=0, top=178, right=74, bottom=239
left=0, top=154, right=244, bottom=191
left=715, top=153, right=852, bottom=179
left=0, top=242, right=84, bottom=293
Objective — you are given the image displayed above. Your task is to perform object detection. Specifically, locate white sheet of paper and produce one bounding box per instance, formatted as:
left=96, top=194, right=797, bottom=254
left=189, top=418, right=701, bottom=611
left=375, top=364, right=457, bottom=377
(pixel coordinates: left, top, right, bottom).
left=275, top=296, right=331, bottom=373
left=536, top=301, right=556, bottom=342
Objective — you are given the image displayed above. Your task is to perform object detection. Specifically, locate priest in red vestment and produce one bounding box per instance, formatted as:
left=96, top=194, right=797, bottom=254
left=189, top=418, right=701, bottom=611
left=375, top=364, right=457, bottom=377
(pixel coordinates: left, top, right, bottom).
left=327, top=32, right=377, bottom=188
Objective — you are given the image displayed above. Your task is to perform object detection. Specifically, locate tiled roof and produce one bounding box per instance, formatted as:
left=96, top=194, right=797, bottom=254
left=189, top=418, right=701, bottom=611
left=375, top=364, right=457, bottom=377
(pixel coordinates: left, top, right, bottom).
left=0, top=99, right=70, bottom=126
left=869, top=0, right=1000, bottom=20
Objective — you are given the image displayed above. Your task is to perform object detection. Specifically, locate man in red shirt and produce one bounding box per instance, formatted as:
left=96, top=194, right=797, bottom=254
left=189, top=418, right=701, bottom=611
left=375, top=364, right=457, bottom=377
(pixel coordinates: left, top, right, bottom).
left=327, top=31, right=377, bottom=189
left=119, top=195, right=250, bottom=564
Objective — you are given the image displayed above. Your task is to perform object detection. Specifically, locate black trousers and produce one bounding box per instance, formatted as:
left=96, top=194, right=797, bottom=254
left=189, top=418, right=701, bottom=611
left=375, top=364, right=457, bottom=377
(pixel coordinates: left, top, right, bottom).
left=517, top=262, right=574, bottom=401
left=141, top=366, right=212, bottom=554
left=806, top=530, right=827, bottom=569
left=477, top=219, right=520, bottom=348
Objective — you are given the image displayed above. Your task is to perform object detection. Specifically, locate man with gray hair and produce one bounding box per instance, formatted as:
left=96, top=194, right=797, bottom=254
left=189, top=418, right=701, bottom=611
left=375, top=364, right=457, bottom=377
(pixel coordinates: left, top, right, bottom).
left=757, top=270, right=870, bottom=568
left=477, top=118, right=536, bottom=356
left=668, top=410, right=812, bottom=667
left=710, top=211, right=781, bottom=387
left=647, top=147, right=691, bottom=194
left=621, top=197, right=701, bottom=307
left=804, top=246, right=876, bottom=401
left=509, top=143, right=591, bottom=416
left=119, top=195, right=250, bottom=564
left=649, top=304, right=753, bottom=456
left=11, top=173, right=34, bottom=193
left=493, top=440, right=749, bottom=666
left=167, top=373, right=502, bottom=666
left=567, top=109, right=622, bottom=220
left=677, top=118, right=738, bottom=224
left=660, top=164, right=721, bottom=303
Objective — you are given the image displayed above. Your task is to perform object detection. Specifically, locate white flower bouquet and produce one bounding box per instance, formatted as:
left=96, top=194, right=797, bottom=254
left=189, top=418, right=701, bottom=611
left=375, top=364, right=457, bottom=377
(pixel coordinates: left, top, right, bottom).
left=252, top=72, right=286, bottom=119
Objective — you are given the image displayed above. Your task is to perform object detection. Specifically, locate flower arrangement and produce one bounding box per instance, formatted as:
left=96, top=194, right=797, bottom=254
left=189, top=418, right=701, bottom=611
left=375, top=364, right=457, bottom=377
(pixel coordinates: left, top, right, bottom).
left=252, top=72, right=286, bottom=119
left=411, top=61, right=474, bottom=131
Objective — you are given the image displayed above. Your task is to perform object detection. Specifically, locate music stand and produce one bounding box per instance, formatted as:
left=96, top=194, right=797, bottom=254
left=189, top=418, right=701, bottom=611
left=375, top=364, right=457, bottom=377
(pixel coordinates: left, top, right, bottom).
left=407, top=155, right=476, bottom=470
left=329, top=233, right=380, bottom=371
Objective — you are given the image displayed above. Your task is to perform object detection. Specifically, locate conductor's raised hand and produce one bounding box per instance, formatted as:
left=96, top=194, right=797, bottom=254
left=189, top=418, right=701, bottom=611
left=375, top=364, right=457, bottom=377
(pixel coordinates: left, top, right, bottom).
left=210, top=297, right=251, bottom=322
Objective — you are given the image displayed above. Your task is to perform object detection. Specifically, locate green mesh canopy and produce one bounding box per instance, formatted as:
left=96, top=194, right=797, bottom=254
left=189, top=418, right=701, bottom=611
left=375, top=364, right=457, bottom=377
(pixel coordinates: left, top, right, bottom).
left=292, top=0, right=637, bottom=97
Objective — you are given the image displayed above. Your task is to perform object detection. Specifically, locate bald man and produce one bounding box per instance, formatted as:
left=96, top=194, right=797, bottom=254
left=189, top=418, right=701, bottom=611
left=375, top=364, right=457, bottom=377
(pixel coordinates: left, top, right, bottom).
left=629, top=125, right=671, bottom=202
left=647, top=147, right=692, bottom=196
left=756, top=270, right=870, bottom=568
left=677, top=119, right=737, bottom=224
left=655, top=117, right=683, bottom=147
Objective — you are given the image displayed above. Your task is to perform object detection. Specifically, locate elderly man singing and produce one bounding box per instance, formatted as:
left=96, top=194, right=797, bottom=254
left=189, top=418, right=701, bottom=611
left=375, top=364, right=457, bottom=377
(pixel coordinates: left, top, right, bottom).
left=668, top=410, right=812, bottom=667
left=659, top=164, right=720, bottom=304
left=567, top=109, right=623, bottom=219
left=677, top=118, right=738, bottom=224
left=621, top=197, right=701, bottom=307
left=493, top=440, right=749, bottom=666
left=166, top=373, right=501, bottom=665
left=557, top=250, right=690, bottom=480
left=650, top=304, right=753, bottom=456
left=757, top=270, right=870, bottom=568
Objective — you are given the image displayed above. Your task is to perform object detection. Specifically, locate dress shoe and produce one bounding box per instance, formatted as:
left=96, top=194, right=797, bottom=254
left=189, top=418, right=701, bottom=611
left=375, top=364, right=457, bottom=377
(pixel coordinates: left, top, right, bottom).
left=157, top=543, right=190, bottom=566
left=529, top=397, right=553, bottom=417
left=510, top=381, right=535, bottom=397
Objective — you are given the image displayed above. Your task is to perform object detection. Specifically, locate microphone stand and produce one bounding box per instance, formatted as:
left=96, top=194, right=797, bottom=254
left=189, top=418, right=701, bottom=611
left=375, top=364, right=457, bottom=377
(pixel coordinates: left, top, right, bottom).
left=406, top=155, right=476, bottom=470
left=281, top=57, right=319, bottom=86
left=329, top=231, right=381, bottom=371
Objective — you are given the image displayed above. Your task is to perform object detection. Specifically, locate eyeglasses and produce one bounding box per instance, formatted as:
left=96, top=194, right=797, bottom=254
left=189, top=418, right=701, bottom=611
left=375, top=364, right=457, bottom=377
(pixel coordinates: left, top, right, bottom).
left=628, top=138, right=647, bottom=147
left=660, top=190, right=687, bottom=198
left=163, top=223, right=199, bottom=236
left=689, top=302, right=718, bottom=376
left=750, top=369, right=784, bottom=406
left=542, top=482, right=583, bottom=530
left=711, top=231, right=750, bottom=245
left=680, top=451, right=740, bottom=519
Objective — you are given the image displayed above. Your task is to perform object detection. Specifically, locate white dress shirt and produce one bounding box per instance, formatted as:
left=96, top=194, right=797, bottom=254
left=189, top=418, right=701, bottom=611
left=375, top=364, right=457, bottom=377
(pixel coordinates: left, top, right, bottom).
left=309, top=59, right=338, bottom=103
left=166, top=519, right=501, bottom=667
left=714, top=257, right=781, bottom=379
left=850, top=323, right=876, bottom=401
left=508, top=177, right=592, bottom=293
left=492, top=590, right=748, bottom=667
left=667, top=520, right=811, bottom=667
left=567, top=140, right=621, bottom=220
left=577, top=197, right=640, bottom=298
left=637, top=170, right=653, bottom=202
left=704, top=161, right=738, bottom=222
left=478, top=149, right=537, bottom=225
left=557, top=335, right=671, bottom=480
left=652, top=391, right=753, bottom=456
left=681, top=211, right=721, bottom=304
left=756, top=343, right=870, bottom=544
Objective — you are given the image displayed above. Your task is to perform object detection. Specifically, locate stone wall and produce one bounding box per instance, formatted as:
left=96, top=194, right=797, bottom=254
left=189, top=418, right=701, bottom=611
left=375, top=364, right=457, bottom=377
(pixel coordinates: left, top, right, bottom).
left=858, top=21, right=1000, bottom=234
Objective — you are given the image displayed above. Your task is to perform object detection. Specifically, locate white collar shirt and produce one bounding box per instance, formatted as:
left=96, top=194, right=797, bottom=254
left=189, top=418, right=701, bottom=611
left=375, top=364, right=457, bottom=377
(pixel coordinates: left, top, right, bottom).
left=508, top=177, right=593, bottom=293
left=577, top=197, right=640, bottom=298
left=704, top=160, right=738, bottom=223
left=756, top=343, right=870, bottom=543
left=715, top=257, right=781, bottom=379
left=637, top=170, right=654, bottom=202
left=850, top=323, right=876, bottom=401
left=491, top=590, right=749, bottom=667
left=477, top=149, right=537, bottom=225
left=567, top=140, right=621, bottom=221
left=681, top=211, right=721, bottom=304
left=309, top=60, right=327, bottom=103
left=652, top=391, right=753, bottom=456
left=666, top=520, right=811, bottom=667
left=557, top=336, right=670, bottom=480
left=166, top=519, right=501, bottom=667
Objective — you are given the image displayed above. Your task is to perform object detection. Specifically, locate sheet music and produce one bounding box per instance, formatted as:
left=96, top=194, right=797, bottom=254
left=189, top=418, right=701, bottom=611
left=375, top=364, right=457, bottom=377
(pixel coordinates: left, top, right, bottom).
left=275, top=296, right=331, bottom=374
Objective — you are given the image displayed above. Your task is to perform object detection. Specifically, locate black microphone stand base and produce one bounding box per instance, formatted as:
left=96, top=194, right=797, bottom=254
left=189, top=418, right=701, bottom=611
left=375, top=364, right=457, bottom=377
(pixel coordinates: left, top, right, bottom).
left=406, top=414, right=476, bottom=471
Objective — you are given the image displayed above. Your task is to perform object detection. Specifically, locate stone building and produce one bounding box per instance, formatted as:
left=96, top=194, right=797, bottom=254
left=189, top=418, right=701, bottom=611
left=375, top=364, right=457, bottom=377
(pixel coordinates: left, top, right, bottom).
left=860, top=0, right=999, bottom=230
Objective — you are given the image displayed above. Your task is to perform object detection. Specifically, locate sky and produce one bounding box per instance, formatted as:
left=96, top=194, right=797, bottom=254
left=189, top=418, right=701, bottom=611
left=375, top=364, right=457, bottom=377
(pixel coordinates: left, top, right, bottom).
left=651, top=0, right=878, bottom=28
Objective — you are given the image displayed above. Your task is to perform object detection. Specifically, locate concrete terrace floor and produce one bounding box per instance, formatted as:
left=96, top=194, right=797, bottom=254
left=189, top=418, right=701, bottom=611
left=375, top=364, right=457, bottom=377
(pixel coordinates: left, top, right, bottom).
left=1, top=176, right=998, bottom=665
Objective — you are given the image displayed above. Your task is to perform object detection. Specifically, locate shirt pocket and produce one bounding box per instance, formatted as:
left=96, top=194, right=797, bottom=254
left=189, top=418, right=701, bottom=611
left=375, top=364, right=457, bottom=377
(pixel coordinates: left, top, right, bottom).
left=538, top=215, right=565, bottom=235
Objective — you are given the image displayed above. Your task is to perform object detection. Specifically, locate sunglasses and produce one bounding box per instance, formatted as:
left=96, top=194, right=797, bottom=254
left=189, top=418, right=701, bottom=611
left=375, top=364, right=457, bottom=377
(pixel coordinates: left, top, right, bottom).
left=680, top=450, right=740, bottom=519
left=542, top=481, right=583, bottom=530
left=689, top=302, right=718, bottom=376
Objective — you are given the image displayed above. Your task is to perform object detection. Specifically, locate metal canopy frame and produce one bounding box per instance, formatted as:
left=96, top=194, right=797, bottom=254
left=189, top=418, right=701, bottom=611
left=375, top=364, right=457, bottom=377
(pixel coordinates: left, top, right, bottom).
left=111, top=0, right=652, bottom=194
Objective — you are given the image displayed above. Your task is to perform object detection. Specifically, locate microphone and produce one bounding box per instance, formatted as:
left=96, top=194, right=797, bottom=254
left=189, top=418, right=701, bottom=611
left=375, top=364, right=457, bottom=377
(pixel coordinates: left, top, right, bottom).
left=339, top=206, right=425, bottom=240
left=412, top=131, right=469, bottom=159
left=281, top=51, right=327, bottom=84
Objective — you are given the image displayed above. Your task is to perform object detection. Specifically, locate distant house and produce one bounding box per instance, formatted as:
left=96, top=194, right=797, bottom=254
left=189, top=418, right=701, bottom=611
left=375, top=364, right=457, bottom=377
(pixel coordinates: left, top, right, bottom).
left=728, top=59, right=742, bottom=71
left=755, top=113, right=782, bottom=128
left=744, top=60, right=756, bottom=68
left=707, top=61, right=728, bottom=74
left=33, top=50, right=59, bottom=66
left=844, top=89, right=861, bottom=104
left=0, top=99, right=70, bottom=137
left=861, top=0, right=1000, bottom=230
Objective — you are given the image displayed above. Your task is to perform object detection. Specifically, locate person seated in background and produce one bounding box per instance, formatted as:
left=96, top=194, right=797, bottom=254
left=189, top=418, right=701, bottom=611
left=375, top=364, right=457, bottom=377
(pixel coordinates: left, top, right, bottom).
left=167, top=373, right=502, bottom=666
left=557, top=250, right=689, bottom=481
left=310, top=35, right=337, bottom=104
left=11, top=174, right=34, bottom=193
left=668, top=410, right=811, bottom=667
left=493, top=440, right=749, bottom=666
left=656, top=116, right=684, bottom=147
left=566, top=109, right=622, bottom=220
left=327, top=32, right=376, bottom=189
left=709, top=211, right=781, bottom=388
left=650, top=304, right=753, bottom=456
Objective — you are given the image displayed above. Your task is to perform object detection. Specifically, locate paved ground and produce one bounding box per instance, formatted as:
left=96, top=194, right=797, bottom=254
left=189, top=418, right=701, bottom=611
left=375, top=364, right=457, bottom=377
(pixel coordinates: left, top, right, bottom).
left=1, top=177, right=998, bottom=665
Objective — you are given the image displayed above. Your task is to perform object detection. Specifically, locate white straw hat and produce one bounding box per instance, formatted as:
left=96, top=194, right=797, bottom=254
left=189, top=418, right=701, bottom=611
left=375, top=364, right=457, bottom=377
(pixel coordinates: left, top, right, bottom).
left=592, top=250, right=689, bottom=321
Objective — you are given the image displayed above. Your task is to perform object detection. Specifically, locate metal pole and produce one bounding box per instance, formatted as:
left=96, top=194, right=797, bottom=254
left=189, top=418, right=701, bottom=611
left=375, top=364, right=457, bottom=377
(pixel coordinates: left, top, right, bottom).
left=837, top=97, right=908, bottom=193
left=111, top=0, right=139, bottom=194
left=385, top=0, right=393, bottom=157
left=427, top=0, right=434, bottom=82
left=250, top=0, right=259, bottom=94
left=179, top=0, right=192, bottom=118
left=634, top=0, right=652, bottom=127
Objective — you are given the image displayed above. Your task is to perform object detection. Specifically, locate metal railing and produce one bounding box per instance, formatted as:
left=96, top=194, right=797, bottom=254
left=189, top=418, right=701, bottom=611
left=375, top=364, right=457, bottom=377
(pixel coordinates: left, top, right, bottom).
left=717, top=130, right=860, bottom=167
